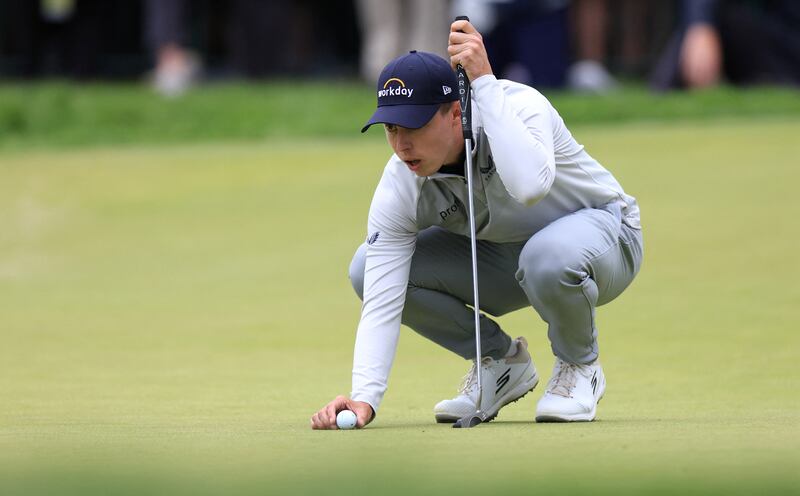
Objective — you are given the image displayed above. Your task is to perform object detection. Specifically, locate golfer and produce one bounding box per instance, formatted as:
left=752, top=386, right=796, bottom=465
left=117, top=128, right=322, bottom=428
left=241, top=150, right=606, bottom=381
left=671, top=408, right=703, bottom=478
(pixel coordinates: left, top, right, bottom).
left=311, top=19, right=642, bottom=429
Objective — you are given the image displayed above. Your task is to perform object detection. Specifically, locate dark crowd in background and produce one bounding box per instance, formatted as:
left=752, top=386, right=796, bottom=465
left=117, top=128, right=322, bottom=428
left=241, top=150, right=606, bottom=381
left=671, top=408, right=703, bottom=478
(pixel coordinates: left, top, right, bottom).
left=0, top=0, right=798, bottom=97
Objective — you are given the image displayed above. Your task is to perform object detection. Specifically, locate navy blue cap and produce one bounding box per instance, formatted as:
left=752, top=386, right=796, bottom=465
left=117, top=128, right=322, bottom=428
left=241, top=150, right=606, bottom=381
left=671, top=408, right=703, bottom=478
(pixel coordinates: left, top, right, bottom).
left=361, top=51, right=459, bottom=133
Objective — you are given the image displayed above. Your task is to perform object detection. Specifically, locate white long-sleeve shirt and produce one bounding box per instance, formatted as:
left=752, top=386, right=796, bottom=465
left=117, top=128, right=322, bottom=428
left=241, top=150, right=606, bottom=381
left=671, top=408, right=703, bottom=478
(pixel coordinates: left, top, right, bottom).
left=351, top=75, right=641, bottom=412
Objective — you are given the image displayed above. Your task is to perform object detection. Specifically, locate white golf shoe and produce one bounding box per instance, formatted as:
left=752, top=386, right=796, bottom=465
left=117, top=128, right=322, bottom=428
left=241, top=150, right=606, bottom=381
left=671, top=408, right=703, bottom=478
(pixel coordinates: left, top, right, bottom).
left=434, top=337, right=539, bottom=423
left=535, top=358, right=606, bottom=422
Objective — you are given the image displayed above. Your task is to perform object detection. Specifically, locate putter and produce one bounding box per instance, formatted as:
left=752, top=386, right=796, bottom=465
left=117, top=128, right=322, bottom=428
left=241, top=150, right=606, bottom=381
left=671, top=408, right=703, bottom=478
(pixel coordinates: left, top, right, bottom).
left=452, top=15, right=486, bottom=429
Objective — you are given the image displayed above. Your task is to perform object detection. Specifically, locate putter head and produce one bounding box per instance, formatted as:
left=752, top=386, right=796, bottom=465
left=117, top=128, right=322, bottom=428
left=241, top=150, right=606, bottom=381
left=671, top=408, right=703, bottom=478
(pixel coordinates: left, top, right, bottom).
left=452, top=411, right=485, bottom=428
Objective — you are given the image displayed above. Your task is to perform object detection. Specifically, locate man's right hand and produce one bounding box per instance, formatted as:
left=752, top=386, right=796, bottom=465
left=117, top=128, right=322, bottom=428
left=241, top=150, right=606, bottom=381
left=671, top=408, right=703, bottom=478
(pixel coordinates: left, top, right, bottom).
left=310, top=395, right=374, bottom=430
left=448, top=18, right=493, bottom=82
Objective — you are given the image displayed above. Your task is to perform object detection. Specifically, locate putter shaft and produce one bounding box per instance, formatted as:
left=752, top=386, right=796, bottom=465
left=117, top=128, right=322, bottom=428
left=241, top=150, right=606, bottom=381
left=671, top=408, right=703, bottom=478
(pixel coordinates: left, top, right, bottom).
left=453, top=14, right=484, bottom=429
left=464, top=138, right=482, bottom=410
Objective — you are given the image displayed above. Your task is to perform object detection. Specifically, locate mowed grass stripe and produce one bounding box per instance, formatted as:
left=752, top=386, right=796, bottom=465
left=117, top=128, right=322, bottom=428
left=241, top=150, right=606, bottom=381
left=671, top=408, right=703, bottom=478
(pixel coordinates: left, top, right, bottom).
left=1, top=82, right=799, bottom=149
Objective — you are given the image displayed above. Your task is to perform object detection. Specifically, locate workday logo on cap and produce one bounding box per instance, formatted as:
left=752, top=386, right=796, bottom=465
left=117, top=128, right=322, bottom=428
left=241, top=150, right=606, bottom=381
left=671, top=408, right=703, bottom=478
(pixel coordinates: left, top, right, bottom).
left=378, top=78, right=414, bottom=98
left=361, top=50, right=459, bottom=133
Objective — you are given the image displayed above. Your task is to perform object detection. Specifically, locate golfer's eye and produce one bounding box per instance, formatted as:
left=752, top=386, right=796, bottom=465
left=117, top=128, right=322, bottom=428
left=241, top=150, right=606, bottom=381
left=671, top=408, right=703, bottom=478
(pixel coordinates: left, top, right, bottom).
left=385, top=124, right=397, bottom=133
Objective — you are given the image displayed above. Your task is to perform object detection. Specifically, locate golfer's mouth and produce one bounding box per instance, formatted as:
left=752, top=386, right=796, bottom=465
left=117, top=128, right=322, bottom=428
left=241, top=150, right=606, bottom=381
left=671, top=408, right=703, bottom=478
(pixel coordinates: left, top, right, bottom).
left=405, top=159, right=421, bottom=171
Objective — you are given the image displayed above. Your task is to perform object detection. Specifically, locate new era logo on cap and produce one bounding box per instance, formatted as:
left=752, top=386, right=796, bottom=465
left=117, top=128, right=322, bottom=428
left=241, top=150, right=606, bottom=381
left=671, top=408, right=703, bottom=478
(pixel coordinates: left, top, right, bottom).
left=361, top=50, right=459, bottom=133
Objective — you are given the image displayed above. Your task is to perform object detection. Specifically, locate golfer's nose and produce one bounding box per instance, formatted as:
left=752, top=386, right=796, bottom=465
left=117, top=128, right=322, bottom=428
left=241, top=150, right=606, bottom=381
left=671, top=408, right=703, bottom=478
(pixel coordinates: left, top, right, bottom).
left=395, top=129, right=412, bottom=151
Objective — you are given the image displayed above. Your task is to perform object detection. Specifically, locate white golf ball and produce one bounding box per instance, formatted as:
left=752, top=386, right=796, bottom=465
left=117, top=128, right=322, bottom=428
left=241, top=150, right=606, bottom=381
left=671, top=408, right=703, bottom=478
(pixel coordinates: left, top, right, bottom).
left=336, top=410, right=357, bottom=430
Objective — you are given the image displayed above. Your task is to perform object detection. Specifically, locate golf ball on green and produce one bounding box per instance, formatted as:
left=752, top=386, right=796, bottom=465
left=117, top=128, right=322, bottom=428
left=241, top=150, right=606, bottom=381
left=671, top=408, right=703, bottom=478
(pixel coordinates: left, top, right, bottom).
left=336, top=410, right=357, bottom=430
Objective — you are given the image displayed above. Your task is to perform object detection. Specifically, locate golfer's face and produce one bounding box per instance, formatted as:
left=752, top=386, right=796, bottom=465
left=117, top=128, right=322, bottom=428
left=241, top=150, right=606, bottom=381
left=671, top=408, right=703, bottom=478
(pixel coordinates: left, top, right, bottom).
left=385, top=109, right=457, bottom=177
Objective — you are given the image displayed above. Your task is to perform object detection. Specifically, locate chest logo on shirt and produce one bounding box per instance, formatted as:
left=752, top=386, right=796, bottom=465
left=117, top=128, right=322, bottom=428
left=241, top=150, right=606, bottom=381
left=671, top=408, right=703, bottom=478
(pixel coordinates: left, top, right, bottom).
left=439, top=202, right=461, bottom=221
left=367, top=231, right=380, bottom=245
left=480, top=155, right=496, bottom=181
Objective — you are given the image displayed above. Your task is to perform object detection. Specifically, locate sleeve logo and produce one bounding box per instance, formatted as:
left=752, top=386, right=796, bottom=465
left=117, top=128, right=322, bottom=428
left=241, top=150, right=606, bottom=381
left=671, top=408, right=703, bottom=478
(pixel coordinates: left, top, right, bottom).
left=367, top=231, right=380, bottom=245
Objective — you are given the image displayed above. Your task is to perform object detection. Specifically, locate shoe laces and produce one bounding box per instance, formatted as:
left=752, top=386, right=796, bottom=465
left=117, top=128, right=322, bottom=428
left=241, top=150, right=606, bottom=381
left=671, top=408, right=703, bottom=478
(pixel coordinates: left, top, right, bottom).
left=549, top=360, right=580, bottom=398
left=457, top=362, right=479, bottom=395
left=457, top=358, right=493, bottom=395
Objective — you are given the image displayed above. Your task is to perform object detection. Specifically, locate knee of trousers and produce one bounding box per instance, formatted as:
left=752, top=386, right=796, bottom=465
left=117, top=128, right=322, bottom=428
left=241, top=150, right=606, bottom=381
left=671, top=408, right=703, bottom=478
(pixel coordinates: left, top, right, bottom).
left=516, top=239, right=589, bottom=301
left=349, top=243, right=367, bottom=301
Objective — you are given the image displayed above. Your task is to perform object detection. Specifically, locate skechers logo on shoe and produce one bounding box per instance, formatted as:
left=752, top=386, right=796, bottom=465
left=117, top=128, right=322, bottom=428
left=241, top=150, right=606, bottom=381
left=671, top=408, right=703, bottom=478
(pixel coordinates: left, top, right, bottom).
left=378, top=78, right=414, bottom=98
left=496, top=368, right=511, bottom=395
left=590, top=372, right=598, bottom=395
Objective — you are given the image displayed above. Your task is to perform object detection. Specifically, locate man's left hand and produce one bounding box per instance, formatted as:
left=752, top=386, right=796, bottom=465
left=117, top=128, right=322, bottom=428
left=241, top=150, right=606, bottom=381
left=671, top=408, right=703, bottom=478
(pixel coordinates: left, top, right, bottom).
left=310, top=395, right=374, bottom=430
left=448, top=19, right=493, bottom=81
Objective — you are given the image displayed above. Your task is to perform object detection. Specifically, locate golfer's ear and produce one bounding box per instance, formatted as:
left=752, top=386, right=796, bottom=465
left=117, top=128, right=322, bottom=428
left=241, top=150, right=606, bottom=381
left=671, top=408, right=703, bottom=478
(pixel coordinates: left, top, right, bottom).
left=451, top=101, right=461, bottom=122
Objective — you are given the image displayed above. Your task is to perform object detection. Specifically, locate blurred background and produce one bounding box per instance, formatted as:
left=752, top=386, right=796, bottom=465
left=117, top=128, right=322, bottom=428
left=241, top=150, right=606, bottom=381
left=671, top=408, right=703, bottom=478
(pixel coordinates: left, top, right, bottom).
left=0, top=0, right=798, bottom=149
left=2, top=0, right=798, bottom=92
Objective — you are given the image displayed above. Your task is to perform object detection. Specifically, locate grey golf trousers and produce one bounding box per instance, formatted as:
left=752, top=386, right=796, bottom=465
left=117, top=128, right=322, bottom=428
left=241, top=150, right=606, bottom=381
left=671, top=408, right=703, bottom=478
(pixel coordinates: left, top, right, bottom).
left=349, top=203, right=643, bottom=365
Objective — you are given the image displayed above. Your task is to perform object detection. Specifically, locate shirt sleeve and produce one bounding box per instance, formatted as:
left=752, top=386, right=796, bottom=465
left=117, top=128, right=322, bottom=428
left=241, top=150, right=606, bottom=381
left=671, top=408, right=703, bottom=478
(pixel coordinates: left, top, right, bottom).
left=471, top=74, right=556, bottom=206
left=350, top=166, right=418, bottom=413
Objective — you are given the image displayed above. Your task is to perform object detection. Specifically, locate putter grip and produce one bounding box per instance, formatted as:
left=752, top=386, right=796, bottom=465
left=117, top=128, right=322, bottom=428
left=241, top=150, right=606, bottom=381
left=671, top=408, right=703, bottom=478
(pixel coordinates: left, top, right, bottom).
left=454, top=15, right=472, bottom=141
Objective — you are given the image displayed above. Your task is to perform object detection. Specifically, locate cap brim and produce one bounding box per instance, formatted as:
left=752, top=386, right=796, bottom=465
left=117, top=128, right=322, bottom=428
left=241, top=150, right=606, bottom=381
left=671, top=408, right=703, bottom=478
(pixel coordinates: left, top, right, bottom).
left=361, top=104, right=440, bottom=133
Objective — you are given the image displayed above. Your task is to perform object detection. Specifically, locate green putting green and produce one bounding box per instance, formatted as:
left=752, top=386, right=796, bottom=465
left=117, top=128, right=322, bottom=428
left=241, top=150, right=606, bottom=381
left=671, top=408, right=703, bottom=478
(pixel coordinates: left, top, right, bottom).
left=1, top=118, right=798, bottom=495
